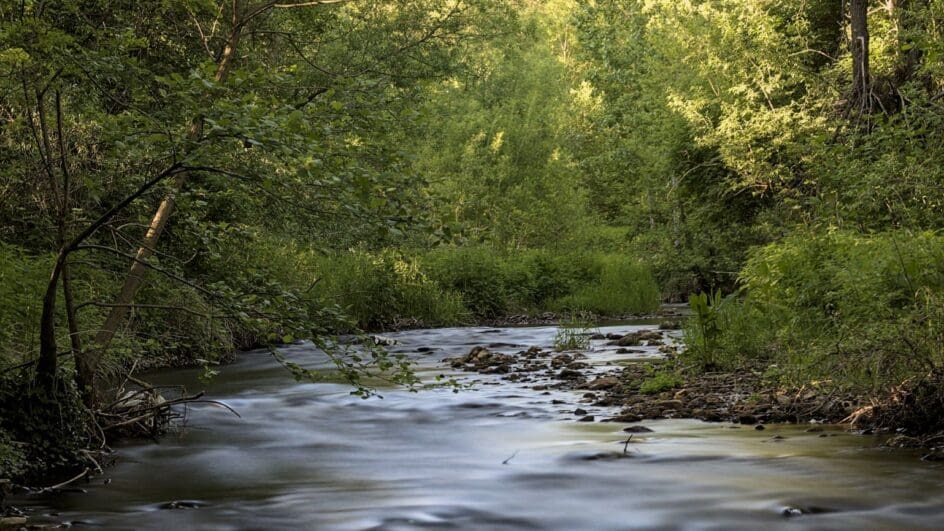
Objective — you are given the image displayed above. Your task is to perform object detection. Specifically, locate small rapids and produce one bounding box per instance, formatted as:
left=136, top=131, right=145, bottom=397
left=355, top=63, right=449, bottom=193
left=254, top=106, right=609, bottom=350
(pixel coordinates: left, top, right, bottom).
left=13, top=321, right=944, bottom=530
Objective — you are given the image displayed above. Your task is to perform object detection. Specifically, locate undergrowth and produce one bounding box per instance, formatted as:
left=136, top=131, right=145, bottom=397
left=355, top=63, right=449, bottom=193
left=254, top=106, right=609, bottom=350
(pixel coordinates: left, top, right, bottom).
left=309, top=246, right=661, bottom=330
left=681, top=230, right=944, bottom=407
left=0, top=372, right=89, bottom=482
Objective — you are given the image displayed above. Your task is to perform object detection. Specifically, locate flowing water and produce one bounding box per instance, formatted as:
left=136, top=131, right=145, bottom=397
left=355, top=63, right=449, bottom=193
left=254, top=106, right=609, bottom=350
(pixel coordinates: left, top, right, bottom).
left=13, top=321, right=944, bottom=530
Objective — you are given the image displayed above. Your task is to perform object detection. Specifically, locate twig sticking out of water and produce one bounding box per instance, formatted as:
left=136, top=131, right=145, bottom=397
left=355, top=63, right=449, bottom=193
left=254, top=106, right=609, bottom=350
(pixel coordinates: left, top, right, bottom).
left=623, top=435, right=633, bottom=455
left=502, top=450, right=519, bottom=465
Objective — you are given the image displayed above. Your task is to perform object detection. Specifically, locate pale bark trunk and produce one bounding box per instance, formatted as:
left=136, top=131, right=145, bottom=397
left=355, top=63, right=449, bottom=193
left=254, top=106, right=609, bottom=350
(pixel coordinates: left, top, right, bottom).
left=87, top=3, right=244, bottom=394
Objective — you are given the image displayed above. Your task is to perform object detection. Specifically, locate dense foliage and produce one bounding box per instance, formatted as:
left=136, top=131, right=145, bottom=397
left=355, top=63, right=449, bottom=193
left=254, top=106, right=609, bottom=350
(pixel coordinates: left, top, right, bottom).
left=4, top=0, right=944, bottom=480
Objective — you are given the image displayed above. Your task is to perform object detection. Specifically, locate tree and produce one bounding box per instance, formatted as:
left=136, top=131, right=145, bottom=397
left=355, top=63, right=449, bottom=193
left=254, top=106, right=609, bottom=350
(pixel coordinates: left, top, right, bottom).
left=1, top=0, right=513, bottom=401
left=849, top=0, right=873, bottom=114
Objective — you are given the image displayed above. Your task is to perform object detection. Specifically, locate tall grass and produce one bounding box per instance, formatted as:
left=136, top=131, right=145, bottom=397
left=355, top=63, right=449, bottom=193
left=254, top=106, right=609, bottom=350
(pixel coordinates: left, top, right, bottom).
left=551, top=255, right=661, bottom=315
left=305, top=246, right=661, bottom=329
left=308, top=249, right=469, bottom=330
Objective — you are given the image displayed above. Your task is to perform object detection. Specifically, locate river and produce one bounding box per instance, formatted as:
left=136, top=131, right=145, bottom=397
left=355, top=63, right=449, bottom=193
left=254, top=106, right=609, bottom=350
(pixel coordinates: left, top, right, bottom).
left=13, top=321, right=944, bottom=530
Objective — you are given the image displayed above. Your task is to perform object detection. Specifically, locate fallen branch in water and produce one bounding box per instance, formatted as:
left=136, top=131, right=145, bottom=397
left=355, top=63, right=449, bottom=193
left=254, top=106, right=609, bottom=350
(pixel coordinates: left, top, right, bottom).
left=100, top=391, right=204, bottom=428
left=38, top=468, right=89, bottom=494
left=79, top=449, right=105, bottom=475
left=185, top=400, right=242, bottom=418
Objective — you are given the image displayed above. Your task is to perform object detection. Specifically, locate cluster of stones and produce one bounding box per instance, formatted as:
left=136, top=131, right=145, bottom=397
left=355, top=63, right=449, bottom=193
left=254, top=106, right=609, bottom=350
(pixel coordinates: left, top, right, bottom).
left=444, top=328, right=854, bottom=428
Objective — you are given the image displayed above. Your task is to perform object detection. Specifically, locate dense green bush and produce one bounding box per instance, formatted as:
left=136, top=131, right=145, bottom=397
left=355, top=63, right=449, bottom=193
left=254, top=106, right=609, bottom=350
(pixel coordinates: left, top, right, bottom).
left=551, top=255, right=661, bottom=315
left=309, top=249, right=469, bottom=330
left=0, top=428, right=27, bottom=480
left=422, top=246, right=511, bottom=318
left=684, top=230, right=944, bottom=392
left=682, top=290, right=779, bottom=371
left=0, top=373, right=89, bottom=482
left=298, top=247, right=661, bottom=329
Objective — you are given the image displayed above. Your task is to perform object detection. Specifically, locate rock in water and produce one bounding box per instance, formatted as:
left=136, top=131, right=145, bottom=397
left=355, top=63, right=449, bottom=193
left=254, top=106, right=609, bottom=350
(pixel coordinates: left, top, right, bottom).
left=587, top=376, right=620, bottom=390
left=0, top=517, right=28, bottom=530
left=738, top=414, right=758, bottom=425
left=370, top=335, right=397, bottom=346
left=615, top=334, right=641, bottom=347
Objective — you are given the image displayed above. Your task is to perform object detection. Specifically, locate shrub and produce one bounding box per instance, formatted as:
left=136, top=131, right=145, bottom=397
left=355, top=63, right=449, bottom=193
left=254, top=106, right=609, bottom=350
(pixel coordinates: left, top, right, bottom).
left=422, top=246, right=510, bottom=318
left=310, top=249, right=468, bottom=330
left=682, top=289, right=778, bottom=371
left=689, top=230, right=944, bottom=394
left=640, top=371, right=683, bottom=394
left=0, top=428, right=27, bottom=480
left=551, top=255, right=661, bottom=315
left=0, top=373, right=89, bottom=482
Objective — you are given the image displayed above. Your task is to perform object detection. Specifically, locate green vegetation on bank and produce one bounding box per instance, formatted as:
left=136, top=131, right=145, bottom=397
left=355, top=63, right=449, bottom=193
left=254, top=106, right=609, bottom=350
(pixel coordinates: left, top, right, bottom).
left=4, top=0, right=944, bottom=483
left=684, top=231, right=944, bottom=394
left=571, top=0, right=944, bottom=428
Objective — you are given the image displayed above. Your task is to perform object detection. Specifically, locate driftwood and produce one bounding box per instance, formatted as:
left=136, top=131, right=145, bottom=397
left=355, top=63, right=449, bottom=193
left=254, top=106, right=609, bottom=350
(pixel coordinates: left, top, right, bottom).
left=37, top=468, right=90, bottom=494
left=97, top=375, right=241, bottom=440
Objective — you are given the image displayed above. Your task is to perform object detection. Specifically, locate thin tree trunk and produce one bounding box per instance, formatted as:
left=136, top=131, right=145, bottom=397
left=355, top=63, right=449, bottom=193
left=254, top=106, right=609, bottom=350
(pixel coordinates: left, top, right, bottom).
left=34, top=164, right=186, bottom=386
left=36, top=250, right=67, bottom=387
left=33, top=88, right=67, bottom=390
left=850, top=0, right=871, bottom=113
left=54, top=90, right=89, bottom=397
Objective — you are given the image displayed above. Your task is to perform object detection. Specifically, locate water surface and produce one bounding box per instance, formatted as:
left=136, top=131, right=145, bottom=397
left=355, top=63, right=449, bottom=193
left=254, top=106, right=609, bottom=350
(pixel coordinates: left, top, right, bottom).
left=16, top=322, right=944, bottom=530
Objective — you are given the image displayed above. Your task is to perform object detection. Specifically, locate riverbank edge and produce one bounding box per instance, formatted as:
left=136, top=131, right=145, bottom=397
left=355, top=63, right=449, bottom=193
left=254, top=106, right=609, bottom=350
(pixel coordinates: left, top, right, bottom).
left=595, top=358, right=944, bottom=458
left=5, top=311, right=942, bottom=520
left=447, top=338, right=944, bottom=460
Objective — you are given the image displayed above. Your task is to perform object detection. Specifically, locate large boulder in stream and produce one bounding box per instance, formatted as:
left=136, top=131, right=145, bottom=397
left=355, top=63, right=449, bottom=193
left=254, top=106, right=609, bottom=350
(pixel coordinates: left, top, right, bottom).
left=609, top=330, right=664, bottom=347
left=587, top=376, right=620, bottom=391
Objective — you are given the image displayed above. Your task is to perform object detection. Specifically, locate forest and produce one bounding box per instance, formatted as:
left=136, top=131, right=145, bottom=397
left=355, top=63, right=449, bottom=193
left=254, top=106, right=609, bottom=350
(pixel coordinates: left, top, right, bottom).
left=3, top=0, right=944, bottom=526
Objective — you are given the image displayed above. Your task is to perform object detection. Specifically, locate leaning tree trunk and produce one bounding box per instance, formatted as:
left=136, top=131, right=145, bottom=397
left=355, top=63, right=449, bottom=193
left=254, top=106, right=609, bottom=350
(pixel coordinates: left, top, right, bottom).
left=35, top=253, right=68, bottom=387
left=84, top=5, right=244, bottom=400
left=34, top=164, right=186, bottom=388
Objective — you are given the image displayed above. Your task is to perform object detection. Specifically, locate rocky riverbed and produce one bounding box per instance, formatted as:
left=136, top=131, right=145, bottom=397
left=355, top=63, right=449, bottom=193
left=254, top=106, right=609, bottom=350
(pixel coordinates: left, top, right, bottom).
left=445, top=328, right=855, bottom=428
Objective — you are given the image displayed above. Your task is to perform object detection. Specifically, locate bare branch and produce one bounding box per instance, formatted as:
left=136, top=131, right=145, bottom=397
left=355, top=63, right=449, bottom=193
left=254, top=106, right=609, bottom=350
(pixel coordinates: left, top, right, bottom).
left=75, top=302, right=213, bottom=319
left=74, top=244, right=217, bottom=299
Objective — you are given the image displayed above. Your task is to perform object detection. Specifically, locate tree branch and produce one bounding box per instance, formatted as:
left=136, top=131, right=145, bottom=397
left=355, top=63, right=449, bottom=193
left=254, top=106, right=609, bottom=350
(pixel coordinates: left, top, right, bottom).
left=74, top=244, right=217, bottom=299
